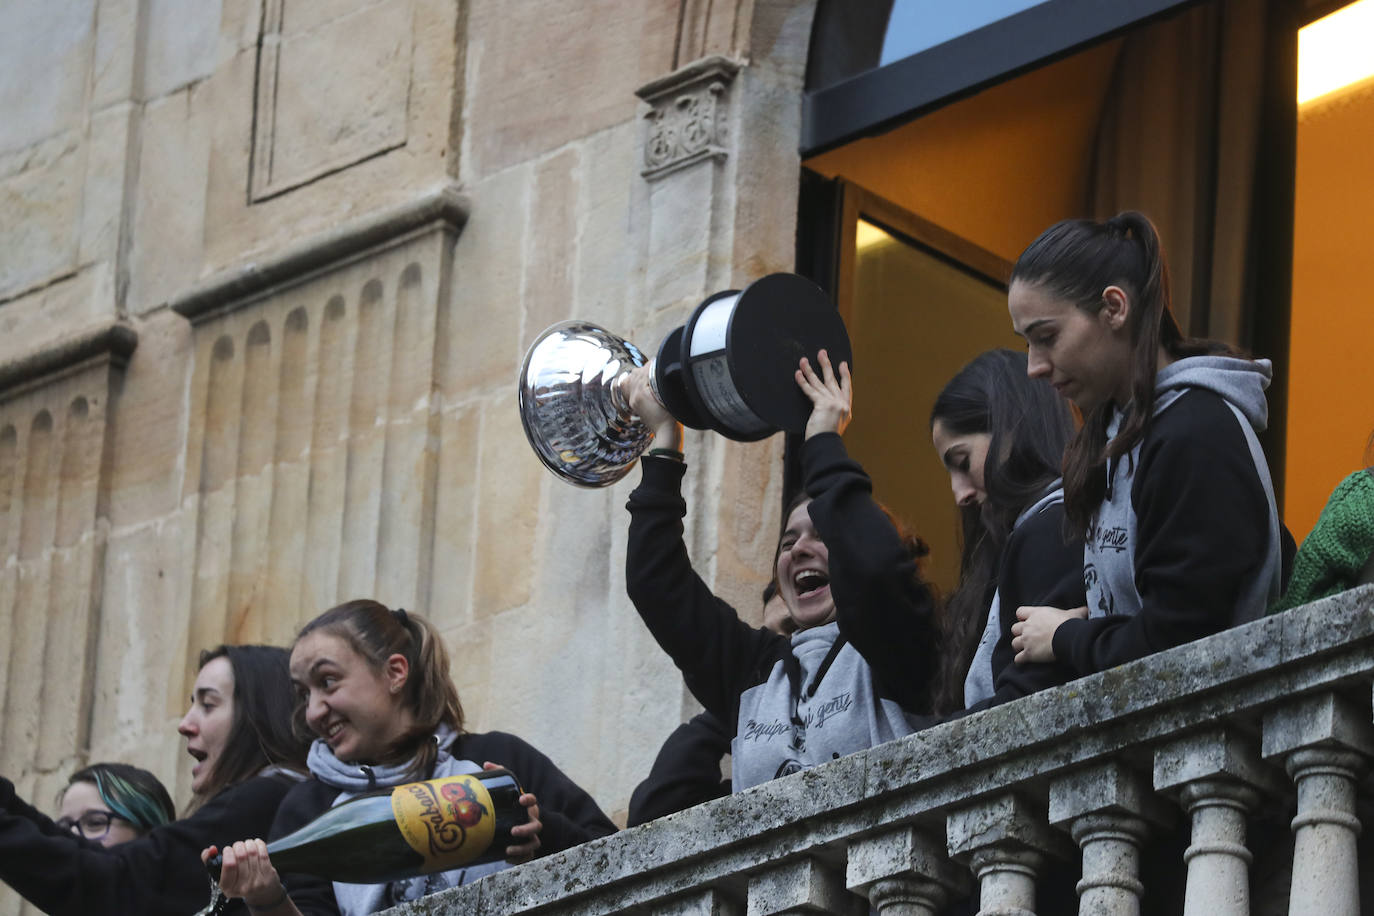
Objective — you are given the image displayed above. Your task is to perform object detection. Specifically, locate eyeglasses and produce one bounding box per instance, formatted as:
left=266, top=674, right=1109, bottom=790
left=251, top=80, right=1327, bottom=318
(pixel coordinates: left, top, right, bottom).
left=55, top=809, right=127, bottom=841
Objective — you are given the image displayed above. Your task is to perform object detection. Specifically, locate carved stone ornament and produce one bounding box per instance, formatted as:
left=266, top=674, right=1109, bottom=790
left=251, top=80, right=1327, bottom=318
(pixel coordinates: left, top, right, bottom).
left=636, top=55, right=741, bottom=181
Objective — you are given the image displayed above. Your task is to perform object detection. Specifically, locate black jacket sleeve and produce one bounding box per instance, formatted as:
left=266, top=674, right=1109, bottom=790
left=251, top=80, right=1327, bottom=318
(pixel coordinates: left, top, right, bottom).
left=270, top=779, right=342, bottom=916
left=0, top=773, right=291, bottom=916
left=1052, top=391, right=1270, bottom=674
left=982, top=500, right=1084, bottom=706
left=456, top=731, right=617, bottom=854
left=625, top=455, right=788, bottom=730
left=626, top=711, right=731, bottom=827
left=801, top=433, right=940, bottom=714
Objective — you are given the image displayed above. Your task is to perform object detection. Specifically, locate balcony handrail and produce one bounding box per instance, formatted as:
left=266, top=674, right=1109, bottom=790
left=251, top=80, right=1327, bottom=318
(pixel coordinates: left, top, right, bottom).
left=382, top=585, right=1374, bottom=915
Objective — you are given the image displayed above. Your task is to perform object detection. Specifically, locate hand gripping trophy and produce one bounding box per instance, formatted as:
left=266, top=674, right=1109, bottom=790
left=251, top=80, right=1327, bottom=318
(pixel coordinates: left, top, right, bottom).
left=518, top=273, right=852, bottom=487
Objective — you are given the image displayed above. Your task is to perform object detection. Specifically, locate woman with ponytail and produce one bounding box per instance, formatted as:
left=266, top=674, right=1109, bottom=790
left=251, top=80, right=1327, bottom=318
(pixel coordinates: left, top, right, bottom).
left=1006, top=211, right=1284, bottom=675
left=210, top=600, right=615, bottom=916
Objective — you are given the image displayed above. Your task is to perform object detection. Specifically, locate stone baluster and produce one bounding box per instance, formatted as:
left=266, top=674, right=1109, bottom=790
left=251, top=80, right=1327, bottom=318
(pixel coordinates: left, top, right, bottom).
left=748, top=856, right=859, bottom=915
left=1049, top=761, right=1172, bottom=915
left=947, top=793, right=1076, bottom=916
left=1261, top=692, right=1374, bottom=916
left=1154, top=727, right=1284, bottom=916
left=847, top=825, right=970, bottom=916
left=651, top=887, right=745, bottom=916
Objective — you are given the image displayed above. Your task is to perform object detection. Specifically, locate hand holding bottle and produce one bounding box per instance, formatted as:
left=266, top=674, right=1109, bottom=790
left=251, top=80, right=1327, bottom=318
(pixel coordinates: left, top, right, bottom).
left=202, top=841, right=298, bottom=914
left=487, top=762, right=542, bottom=864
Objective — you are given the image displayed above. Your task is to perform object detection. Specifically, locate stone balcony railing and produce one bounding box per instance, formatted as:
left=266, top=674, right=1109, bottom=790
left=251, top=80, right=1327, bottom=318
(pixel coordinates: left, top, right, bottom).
left=384, top=586, right=1374, bottom=916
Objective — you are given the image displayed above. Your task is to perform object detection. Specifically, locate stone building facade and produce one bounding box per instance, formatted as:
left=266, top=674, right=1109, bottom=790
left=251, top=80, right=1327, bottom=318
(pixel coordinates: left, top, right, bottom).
left=9, top=2, right=1374, bottom=914
left=1, top=4, right=809, bottom=906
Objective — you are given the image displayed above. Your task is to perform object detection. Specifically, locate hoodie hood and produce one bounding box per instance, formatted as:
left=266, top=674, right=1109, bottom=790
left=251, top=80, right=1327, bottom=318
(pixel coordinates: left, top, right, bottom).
left=307, top=722, right=469, bottom=791
left=1090, top=353, right=1281, bottom=627
left=1154, top=355, right=1272, bottom=433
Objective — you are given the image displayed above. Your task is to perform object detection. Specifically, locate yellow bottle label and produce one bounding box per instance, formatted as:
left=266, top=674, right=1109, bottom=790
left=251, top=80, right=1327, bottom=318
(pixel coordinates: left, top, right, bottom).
left=390, top=775, right=497, bottom=872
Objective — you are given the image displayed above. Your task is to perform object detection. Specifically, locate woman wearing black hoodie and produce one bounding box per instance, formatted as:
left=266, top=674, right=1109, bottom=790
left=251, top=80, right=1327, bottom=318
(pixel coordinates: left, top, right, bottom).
left=1007, top=211, right=1285, bottom=674
left=621, top=350, right=939, bottom=791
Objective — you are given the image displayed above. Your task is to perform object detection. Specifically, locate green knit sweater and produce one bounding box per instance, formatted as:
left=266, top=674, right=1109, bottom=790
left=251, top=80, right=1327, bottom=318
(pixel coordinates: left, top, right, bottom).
left=1271, top=468, right=1374, bottom=613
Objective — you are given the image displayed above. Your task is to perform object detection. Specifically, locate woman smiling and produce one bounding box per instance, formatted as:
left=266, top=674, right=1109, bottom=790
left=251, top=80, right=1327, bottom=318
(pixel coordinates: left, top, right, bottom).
left=208, top=601, right=615, bottom=916
left=621, top=350, right=937, bottom=791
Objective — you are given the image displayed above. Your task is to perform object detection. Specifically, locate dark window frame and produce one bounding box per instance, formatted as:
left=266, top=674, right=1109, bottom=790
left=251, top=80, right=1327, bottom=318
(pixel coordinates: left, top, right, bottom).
left=802, top=0, right=1204, bottom=157
left=789, top=172, right=1014, bottom=510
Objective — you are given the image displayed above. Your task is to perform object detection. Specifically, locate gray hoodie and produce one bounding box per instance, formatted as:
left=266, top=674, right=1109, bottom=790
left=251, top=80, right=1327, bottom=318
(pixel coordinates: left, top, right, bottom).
left=1084, top=355, right=1281, bottom=629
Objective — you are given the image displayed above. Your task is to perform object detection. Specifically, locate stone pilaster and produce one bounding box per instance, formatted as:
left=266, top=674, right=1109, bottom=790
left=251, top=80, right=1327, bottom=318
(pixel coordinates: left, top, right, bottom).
left=0, top=320, right=136, bottom=790
left=634, top=55, right=742, bottom=316
left=166, top=187, right=467, bottom=701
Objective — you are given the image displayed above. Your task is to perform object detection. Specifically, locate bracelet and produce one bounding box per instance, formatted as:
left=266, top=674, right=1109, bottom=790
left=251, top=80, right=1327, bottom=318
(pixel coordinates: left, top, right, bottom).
left=248, top=886, right=290, bottom=913
left=646, top=447, right=684, bottom=462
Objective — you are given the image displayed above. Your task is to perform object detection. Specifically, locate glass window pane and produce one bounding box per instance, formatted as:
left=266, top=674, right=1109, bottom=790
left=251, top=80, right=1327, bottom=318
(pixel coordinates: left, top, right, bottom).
left=881, top=0, right=1054, bottom=64
left=846, top=219, right=1023, bottom=593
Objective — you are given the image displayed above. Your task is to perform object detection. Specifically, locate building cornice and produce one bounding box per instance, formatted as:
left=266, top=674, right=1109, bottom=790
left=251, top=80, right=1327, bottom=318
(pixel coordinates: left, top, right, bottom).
left=0, top=320, right=138, bottom=402
left=170, top=184, right=470, bottom=324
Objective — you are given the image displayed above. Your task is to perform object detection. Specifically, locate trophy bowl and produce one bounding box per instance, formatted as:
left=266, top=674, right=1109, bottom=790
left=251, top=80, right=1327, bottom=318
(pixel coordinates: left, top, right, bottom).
left=518, top=273, right=850, bottom=488
left=518, top=322, right=652, bottom=488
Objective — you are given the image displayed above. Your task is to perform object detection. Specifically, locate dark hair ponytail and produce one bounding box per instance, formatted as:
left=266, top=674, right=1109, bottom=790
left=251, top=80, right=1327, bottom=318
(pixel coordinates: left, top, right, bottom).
left=297, top=600, right=465, bottom=780
left=928, top=349, right=1075, bottom=713
left=1011, top=211, right=1234, bottom=534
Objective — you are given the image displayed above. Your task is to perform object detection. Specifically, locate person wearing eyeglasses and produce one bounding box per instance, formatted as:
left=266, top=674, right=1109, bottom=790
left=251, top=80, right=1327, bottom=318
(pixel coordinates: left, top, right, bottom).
left=55, top=762, right=176, bottom=848
left=0, top=644, right=310, bottom=916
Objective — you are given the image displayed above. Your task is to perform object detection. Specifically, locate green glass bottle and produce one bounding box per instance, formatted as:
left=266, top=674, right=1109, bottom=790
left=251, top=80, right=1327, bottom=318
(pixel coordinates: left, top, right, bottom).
left=206, top=769, right=526, bottom=883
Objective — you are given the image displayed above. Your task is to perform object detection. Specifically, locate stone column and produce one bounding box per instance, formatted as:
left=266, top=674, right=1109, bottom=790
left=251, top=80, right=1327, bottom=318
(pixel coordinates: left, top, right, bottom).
left=947, top=793, right=1076, bottom=916
left=1154, top=728, right=1283, bottom=916
left=1261, top=692, right=1374, bottom=916
left=847, top=826, right=969, bottom=916
left=748, top=856, right=857, bottom=915
left=1049, top=761, right=1172, bottom=915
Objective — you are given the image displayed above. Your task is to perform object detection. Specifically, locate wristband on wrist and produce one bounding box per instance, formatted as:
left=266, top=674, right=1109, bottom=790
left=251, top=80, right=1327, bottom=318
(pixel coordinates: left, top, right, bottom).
left=248, top=886, right=290, bottom=913
left=646, top=447, right=685, bottom=462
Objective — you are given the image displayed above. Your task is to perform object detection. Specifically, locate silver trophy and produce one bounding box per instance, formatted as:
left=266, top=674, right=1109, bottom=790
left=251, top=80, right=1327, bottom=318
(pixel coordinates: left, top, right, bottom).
left=518, top=273, right=851, bottom=487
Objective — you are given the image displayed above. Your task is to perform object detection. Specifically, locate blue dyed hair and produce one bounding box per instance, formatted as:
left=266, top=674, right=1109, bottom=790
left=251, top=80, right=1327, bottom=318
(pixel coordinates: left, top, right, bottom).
left=65, top=763, right=176, bottom=833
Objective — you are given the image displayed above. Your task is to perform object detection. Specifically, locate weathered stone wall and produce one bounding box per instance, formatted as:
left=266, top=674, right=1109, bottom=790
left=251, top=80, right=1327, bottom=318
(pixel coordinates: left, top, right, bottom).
left=0, top=2, right=820, bottom=910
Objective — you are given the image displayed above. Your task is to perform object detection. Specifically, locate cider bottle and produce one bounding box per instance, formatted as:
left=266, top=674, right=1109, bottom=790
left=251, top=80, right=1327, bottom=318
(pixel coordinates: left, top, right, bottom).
left=206, top=769, right=526, bottom=883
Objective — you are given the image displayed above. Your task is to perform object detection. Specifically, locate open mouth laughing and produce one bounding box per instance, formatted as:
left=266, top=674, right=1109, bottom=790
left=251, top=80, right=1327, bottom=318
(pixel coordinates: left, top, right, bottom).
left=793, top=568, right=830, bottom=599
